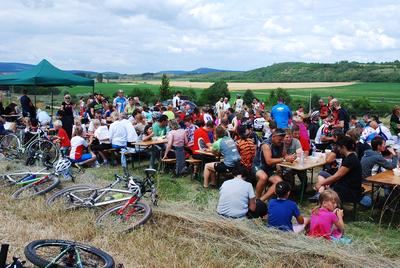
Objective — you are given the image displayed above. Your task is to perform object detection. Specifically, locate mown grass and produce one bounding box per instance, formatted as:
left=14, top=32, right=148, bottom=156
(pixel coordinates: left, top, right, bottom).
left=1, top=160, right=399, bottom=267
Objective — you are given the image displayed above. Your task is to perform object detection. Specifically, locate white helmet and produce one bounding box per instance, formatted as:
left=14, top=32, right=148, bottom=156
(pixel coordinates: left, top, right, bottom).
left=54, top=158, right=71, bottom=173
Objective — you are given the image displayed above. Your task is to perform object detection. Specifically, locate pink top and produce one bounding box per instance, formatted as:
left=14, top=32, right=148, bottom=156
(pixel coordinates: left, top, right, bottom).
left=167, top=129, right=187, bottom=147
left=308, top=208, right=340, bottom=240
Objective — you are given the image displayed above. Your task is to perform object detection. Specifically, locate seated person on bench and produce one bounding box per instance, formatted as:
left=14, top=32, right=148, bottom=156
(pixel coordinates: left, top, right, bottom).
left=69, top=126, right=96, bottom=166
left=203, top=126, right=240, bottom=188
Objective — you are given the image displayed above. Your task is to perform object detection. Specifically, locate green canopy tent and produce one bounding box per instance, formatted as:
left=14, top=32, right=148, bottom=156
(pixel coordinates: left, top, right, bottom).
left=0, top=59, right=94, bottom=116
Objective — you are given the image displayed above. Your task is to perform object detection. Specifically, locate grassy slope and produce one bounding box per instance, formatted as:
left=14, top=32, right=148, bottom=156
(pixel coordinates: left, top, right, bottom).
left=1, top=161, right=399, bottom=267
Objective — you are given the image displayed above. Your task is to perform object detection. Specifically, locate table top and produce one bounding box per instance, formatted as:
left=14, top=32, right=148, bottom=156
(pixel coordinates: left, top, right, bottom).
left=194, top=149, right=218, bottom=157
left=277, top=156, right=326, bottom=171
left=366, top=170, right=400, bottom=186
left=132, top=139, right=168, bottom=146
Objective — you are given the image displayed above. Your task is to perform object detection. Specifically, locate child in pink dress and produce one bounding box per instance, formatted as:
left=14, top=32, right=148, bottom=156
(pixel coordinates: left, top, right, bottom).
left=308, top=190, right=345, bottom=241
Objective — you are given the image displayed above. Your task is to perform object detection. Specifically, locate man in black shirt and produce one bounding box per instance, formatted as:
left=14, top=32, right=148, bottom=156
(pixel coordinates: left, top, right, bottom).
left=333, top=100, right=349, bottom=133
left=89, top=93, right=104, bottom=118
left=20, top=89, right=36, bottom=119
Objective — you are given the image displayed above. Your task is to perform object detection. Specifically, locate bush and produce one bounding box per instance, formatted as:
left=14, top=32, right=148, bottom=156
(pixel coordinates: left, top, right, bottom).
left=198, top=81, right=230, bottom=106
left=243, top=89, right=255, bottom=106
left=127, top=88, right=157, bottom=106
left=269, top=88, right=292, bottom=105
left=182, top=88, right=197, bottom=103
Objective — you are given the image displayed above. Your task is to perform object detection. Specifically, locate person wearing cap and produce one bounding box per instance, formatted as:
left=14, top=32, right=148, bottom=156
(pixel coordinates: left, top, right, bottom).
left=233, top=94, right=243, bottom=113
left=113, top=89, right=127, bottom=114
left=271, top=98, right=292, bottom=129
left=255, top=128, right=296, bottom=201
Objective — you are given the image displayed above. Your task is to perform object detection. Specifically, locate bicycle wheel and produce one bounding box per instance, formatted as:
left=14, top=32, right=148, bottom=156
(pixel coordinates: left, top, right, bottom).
left=96, top=201, right=152, bottom=233
left=46, top=184, right=96, bottom=210
left=11, top=174, right=60, bottom=200
left=0, top=134, right=21, bottom=159
left=24, top=239, right=115, bottom=268
left=27, top=139, right=59, bottom=164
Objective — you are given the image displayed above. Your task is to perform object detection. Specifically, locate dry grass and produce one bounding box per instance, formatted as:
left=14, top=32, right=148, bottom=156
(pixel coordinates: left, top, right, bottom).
left=0, top=161, right=398, bottom=267
left=137, top=81, right=356, bottom=91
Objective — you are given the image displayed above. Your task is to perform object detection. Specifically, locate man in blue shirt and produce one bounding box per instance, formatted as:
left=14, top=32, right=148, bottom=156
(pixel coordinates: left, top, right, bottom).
left=271, top=98, right=292, bottom=129
left=113, top=89, right=127, bottom=113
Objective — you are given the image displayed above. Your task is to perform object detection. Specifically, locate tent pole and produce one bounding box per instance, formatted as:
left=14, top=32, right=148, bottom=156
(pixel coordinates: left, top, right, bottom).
left=34, top=85, right=37, bottom=107
left=51, top=88, right=54, bottom=118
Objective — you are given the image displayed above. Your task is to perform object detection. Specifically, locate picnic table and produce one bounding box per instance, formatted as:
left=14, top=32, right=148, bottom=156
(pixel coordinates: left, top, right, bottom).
left=366, top=170, right=400, bottom=226
left=131, top=138, right=168, bottom=169
left=278, top=155, right=326, bottom=203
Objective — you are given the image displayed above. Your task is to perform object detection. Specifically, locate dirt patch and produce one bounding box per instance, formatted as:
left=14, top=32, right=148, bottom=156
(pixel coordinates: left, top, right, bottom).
left=133, top=81, right=356, bottom=90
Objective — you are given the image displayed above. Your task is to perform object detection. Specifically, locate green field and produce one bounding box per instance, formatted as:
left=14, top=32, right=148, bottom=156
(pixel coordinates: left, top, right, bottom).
left=61, top=82, right=400, bottom=104
left=231, top=82, right=400, bottom=104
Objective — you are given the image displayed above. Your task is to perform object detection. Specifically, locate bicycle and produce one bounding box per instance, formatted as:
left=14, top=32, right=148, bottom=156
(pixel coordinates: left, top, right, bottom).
left=46, top=168, right=158, bottom=232
left=24, top=239, right=115, bottom=268
left=5, top=158, right=72, bottom=200
left=0, top=244, right=27, bottom=268
left=0, top=126, right=59, bottom=165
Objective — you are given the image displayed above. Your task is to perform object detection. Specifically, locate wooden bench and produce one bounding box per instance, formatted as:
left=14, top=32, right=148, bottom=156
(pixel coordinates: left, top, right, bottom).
left=160, top=158, right=176, bottom=173
left=185, top=158, right=202, bottom=180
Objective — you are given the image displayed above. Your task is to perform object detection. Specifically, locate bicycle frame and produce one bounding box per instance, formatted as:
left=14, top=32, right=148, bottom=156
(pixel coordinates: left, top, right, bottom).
left=45, top=245, right=83, bottom=268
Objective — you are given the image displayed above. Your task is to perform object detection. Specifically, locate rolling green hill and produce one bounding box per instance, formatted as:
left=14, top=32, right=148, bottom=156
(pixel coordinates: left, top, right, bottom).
left=188, top=61, right=400, bottom=83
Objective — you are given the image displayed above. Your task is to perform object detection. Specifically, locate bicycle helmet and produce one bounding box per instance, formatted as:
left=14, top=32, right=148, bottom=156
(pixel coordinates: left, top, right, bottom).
left=54, top=158, right=72, bottom=173
left=311, top=110, right=320, bottom=120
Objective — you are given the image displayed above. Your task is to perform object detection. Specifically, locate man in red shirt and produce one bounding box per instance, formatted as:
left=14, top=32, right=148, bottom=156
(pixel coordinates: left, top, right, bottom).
left=319, top=99, right=329, bottom=120
left=53, top=120, right=71, bottom=157
left=192, top=120, right=216, bottom=163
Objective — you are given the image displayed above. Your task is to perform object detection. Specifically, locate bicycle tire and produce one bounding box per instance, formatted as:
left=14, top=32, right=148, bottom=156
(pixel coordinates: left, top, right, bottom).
left=11, top=174, right=60, bottom=200
left=46, top=184, right=97, bottom=209
left=27, top=139, right=59, bottom=164
left=24, top=239, right=115, bottom=268
left=96, top=201, right=152, bottom=233
left=0, top=134, right=21, bottom=159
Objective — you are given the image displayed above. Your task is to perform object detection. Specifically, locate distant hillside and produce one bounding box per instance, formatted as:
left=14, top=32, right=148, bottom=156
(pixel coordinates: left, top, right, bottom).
left=0, top=62, right=34, bottom=73
left=158, top=67, right=238, bottom=75
left=190, top=61, right=400, bottom=83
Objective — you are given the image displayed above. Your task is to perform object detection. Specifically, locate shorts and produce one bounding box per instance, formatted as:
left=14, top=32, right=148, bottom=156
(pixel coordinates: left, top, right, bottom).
left=318, top=170, right=332, bottom=178
left=112, top=144, right=125, bottom=149
left=76, top=153, right=92, bottom=163
left=192, top=154, right=216, bottom=163
left=331, top=182, right=361, bottom=203
left=214, top=162, right=234, bottom=173
left=259, top=165, right=277, bottom=177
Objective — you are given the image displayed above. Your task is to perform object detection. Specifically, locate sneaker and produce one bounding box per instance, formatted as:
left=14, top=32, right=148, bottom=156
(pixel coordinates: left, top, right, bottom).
left=93, top=161, right=101, bottom=168
left=308, top=192, right=320, bottom=202
left=102, top=161, right=109, bottom=166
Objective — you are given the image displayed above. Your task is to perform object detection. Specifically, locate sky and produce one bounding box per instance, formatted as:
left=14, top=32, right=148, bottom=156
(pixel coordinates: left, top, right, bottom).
left=0, top=0, right=399, bottom=73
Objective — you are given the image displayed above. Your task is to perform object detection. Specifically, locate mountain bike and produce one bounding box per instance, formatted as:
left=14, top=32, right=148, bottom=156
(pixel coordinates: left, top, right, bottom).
left=24, top=239, right=115, bottom=268
left=0, top=128, right=59, bottom=164
left=3, top=158, right=72, bottom=200
left=46, top=168, right=158, bottom=232
left=0, top=244, right=27, bottom=268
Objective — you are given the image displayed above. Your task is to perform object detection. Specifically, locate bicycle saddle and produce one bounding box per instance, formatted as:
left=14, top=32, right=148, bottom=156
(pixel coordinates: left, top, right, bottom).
left=144, top=168, right=156, bottom=176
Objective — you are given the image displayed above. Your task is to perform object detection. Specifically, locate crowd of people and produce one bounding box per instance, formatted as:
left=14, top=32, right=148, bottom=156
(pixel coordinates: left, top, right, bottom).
left=1, top=89, right=400, bottom=241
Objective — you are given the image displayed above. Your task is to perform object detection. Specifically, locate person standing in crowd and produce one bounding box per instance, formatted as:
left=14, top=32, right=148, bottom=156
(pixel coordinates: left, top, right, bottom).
left=223, top=97, right=230, bottom=111
left=390, top=105, right=400, bottom=136
left=332, top=99, right=350, bottom=133
left=89, top=93, right=104, bottom=119
left=271, top=98, right=292, bottom=129
left=233, top=94, right=243, bottom=113
left=58, top=94, right=75, bottom=139
left=113, top=89, right=127, bottom=113
left=319, top=99, right=329, bottom=120
left=163, top=120, right=188, bottom=176
left=20, top=89, right=36, bottom=119
left=172, top=91, right=181, bottom=110
left=215, top=97, right=224, bottom=116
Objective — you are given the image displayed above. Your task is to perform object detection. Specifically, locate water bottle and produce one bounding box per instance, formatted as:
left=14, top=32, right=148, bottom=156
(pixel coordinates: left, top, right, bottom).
left=300, top=151, right=304, bottom=166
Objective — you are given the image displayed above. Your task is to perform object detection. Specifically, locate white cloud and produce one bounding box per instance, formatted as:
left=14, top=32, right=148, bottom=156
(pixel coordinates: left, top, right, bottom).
left=263, top=18, right=292, bottom=34
left=0, top=0, right=398, bottom=73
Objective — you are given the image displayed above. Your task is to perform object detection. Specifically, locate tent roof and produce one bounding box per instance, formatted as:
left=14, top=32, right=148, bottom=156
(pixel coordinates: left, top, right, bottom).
left=0, top=59, right=94, bottom=87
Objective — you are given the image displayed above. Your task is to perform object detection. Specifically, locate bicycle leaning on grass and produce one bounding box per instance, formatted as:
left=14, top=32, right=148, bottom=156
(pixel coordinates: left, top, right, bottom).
left=46, top=168, right=158, bottom=232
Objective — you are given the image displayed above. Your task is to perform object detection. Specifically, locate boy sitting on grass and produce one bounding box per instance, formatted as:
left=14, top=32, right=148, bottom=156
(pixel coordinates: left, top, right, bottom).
left=267, top=180, right=305, bottom=232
